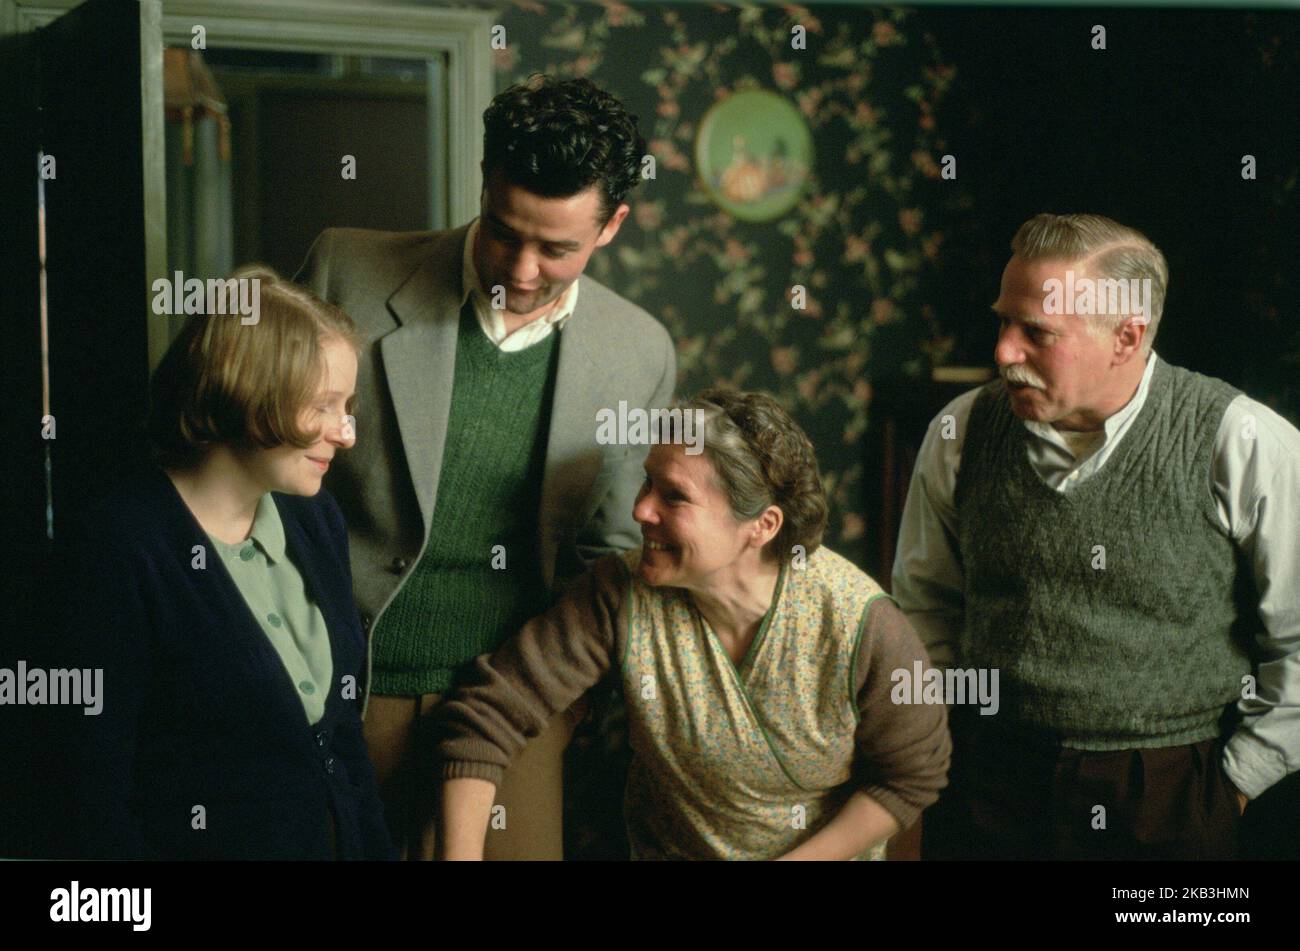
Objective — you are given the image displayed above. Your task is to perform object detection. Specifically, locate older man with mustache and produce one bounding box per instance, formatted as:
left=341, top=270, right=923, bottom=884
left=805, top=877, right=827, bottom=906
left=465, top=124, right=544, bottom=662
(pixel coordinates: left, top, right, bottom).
left=892, top=212, right=1300, bottom=859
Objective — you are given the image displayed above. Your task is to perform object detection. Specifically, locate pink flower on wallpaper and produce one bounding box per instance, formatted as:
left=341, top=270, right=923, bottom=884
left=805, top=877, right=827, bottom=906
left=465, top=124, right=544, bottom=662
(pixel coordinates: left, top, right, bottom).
left=666, top=151, right=691, bottom=172
left=919, top=113, right=936, bottom=131
left=853, top=378, right=874, bottom=406
left=793, top=247, right=814, bottom=267
left=840, top=512, right=866, bottom=542
left=873, top=21, right=898, bottom=46
left=657, top=98, right=680, bottom=118
left=773, top=62, right=799, bottom=90
left=798, top=88, right=824, bottom=118
left=899, top=208, right=923, bottom=235
left=855, top=101, right=878, bottom=126
left=782, top=6, right=822, bottom=34
left=872, top=299, right=896, bottom=325
left=649, top=138, right=691, bottom=173
left=635, top=202, right=664, bottom=230
left=723, top=238, right=750, bottom=265
left=662, top=227, right=688, bottom=258
left=602, top=1, right=632, bottom=28
left=843, top=235, right=872, bottom=263
left=771, top=347, right=798, bottom=375
left=912, top=149, right=940, bottom=178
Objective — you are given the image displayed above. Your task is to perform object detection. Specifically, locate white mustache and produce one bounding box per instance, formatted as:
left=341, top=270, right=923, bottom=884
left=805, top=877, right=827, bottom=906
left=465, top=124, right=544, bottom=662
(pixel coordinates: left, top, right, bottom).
left=1000, top=365, right=1047, bottom=389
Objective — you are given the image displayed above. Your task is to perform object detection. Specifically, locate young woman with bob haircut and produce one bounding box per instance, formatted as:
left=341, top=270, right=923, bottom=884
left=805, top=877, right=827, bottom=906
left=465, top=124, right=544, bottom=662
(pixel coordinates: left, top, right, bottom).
left=52, top=265, right=395, bottom=860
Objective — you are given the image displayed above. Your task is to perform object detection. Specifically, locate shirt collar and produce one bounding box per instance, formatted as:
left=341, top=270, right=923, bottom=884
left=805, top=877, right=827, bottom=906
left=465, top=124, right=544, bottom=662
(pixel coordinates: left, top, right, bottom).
left=1023, top=351, right=1160, bottom=443
left=461, top=216, right=579, bottom=329
left=1101, top=350, right=1159, bottom=437
left=245, top=492, right=287, bottom=564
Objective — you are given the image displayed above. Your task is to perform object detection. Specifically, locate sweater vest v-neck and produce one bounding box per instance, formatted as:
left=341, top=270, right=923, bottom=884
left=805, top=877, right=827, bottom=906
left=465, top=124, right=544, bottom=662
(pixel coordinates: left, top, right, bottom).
left=954, top=360, right=1255, bottom=749
left=370, top=302, right=560, bottom=695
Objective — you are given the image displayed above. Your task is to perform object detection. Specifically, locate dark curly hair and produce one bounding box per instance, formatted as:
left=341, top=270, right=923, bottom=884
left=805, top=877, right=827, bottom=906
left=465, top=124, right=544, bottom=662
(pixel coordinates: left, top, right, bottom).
left=481, top=73, right=646, bottom=225
left=676, top=386, right=829, bottom=562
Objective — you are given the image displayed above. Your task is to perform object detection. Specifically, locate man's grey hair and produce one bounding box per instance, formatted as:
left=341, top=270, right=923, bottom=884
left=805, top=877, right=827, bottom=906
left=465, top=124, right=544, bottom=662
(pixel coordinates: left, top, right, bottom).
left=1011, top=213, right=1167, bottom=355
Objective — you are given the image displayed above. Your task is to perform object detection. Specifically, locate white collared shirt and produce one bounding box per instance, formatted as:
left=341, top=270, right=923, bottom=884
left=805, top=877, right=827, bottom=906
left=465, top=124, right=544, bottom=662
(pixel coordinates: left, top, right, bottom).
left=891, top=351, right=1300, bottom=800
left=460, top=217, right=580, bottom=352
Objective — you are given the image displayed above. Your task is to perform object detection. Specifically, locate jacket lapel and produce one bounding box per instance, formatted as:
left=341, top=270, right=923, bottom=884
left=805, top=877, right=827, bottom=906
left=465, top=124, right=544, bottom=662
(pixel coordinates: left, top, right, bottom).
left=379, top=226, right=467, bottom=534
left=538, top=285, right=621, bottom=588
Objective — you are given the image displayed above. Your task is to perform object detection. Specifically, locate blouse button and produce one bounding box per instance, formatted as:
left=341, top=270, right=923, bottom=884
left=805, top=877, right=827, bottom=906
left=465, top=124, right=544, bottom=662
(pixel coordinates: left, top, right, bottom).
left=239, top=546, right=256, bottom=561
left=299, top=680, right=316, bottom=695
left=267, top=613, right=282, bottom=627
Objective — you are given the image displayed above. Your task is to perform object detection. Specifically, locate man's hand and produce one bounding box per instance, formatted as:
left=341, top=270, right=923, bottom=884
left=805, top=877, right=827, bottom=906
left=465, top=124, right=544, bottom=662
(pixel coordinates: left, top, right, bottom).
left=1223, top=766, right=1249, bottom=815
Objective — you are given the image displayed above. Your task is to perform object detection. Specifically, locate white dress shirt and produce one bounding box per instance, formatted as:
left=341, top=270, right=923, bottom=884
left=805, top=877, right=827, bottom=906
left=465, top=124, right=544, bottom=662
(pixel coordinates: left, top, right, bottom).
left=460, top=217, right=579, bottom=352
left=891, top=352, right=1300, bottom=799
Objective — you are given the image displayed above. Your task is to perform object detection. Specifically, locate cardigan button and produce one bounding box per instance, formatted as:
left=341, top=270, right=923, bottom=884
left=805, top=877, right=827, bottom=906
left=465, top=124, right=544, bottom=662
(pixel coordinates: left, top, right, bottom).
left=390, top=557, right=410, bottom=574
left=324, top=756, right=336, bottom=775
left=361, top=614, right=372, bottom=632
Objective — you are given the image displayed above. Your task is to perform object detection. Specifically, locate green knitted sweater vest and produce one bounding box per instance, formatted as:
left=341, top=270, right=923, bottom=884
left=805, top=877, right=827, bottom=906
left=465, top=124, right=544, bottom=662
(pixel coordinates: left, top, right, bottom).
left=955, top=359, right=1254, bottom=749
left=370, top=302, right=560, bottom=695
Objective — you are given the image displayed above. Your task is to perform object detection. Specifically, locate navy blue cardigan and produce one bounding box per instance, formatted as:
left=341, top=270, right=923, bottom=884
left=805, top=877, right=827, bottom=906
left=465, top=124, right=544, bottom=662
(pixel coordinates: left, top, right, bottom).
left=50, top=467, right=396, bottom=860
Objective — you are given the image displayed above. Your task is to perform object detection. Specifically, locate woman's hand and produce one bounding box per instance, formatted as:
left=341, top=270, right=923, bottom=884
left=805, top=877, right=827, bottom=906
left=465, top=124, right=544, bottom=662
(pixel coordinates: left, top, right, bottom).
left=437, top=777, right=496, bottom=860
left=775, top=790, right=900, bottom=861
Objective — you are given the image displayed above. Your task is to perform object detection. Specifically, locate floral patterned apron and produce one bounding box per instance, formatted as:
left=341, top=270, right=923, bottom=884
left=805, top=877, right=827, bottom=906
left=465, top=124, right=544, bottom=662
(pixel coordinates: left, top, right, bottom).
left=619, top=546, right=890, bottom=860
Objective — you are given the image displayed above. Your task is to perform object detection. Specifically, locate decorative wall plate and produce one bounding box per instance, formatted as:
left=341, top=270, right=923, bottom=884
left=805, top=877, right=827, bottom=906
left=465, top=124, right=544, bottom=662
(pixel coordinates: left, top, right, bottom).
left=695, top=89, right=813, bottom=222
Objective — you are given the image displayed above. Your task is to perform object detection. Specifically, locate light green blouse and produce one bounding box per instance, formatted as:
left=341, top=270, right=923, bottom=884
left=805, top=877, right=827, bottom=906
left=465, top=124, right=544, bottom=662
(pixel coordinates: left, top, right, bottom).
left=206, top=493, right=334, bottom=725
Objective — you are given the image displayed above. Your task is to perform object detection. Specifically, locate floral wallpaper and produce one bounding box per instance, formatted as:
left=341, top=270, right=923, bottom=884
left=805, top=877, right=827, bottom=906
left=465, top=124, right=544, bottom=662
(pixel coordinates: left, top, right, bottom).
left=477, top=0, right=964, bottom=860
left=467, top=0, right=1298, bottom=859
left=490, top=0, right=964, bottom=574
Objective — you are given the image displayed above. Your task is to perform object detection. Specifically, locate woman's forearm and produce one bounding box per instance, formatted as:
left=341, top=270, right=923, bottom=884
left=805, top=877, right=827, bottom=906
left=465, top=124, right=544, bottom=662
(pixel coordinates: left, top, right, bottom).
left=776, top=790, right=901, bottom=861
left=437, top=777, right=497, bottom=860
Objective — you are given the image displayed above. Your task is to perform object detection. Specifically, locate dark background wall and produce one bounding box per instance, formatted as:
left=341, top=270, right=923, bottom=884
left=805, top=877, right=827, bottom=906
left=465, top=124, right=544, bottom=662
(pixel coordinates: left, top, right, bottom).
left=479, top=1, right=1299, bottom=580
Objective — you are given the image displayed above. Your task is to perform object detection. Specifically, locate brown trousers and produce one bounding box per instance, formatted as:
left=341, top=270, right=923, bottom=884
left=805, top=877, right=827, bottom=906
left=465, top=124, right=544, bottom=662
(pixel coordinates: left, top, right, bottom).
left=363, top=692, right=587, bottom=860
left=924, top=710, right=1242, bottom=860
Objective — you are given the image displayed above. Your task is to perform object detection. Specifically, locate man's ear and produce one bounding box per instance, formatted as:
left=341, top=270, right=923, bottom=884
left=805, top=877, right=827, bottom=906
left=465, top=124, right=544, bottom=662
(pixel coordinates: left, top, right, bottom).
left=1113, top=318, right=1146, bottom=365
left=595, top=203, right=631, bottom=247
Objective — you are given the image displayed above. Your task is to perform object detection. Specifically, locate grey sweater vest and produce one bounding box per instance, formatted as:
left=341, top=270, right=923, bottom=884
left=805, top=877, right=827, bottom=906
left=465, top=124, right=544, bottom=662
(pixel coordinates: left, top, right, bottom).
left=955, top=360, right=1255, bottom=749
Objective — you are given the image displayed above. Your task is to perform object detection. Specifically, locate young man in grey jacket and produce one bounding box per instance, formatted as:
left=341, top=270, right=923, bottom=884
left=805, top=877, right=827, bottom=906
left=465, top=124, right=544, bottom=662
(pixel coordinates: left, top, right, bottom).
left=297, top=74, right=675, bottom=860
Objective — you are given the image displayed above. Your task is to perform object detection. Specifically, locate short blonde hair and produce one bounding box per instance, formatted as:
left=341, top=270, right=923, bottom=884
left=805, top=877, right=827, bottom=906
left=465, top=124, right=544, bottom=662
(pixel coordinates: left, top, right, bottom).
left=1011, top=212, right=1168, bottom=354
left=148, top=264, right=358, bottom=468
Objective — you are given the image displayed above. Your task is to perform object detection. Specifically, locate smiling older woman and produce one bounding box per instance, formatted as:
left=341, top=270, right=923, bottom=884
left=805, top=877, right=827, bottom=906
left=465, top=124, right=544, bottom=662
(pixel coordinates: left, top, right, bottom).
left=435, top=387, right=951, bottom=860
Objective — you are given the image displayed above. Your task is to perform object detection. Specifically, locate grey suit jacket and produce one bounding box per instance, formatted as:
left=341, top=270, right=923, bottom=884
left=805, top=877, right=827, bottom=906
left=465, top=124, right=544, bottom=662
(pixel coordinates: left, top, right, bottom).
left=295, top=224, right=676, bottom=689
